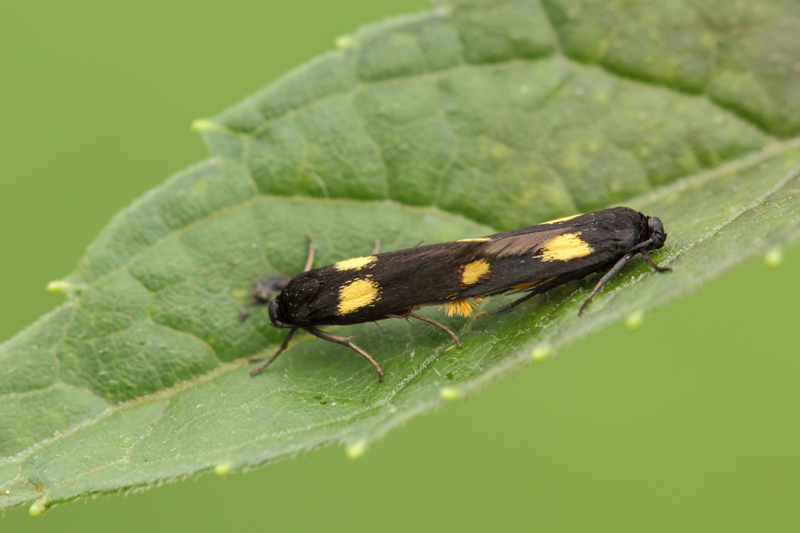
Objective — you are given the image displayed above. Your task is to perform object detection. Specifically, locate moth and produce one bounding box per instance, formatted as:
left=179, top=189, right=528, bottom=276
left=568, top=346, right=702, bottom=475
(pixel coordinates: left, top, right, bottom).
left=249, top=206, right=669, bottom=382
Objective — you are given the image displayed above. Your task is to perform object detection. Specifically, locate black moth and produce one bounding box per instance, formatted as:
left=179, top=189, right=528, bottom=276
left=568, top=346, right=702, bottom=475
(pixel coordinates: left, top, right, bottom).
left=249, top=206, right=670, bottom=382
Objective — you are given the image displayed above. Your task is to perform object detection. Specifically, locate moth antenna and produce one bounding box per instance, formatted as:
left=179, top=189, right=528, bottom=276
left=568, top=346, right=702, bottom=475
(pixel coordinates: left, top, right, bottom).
left=372, top=240, right=381, bottom=255
left=407, top=312, right=462, bottom=347
left=578, top=252, right=633, bottom=316
left=250, top=328, right=299, bottom=375
left=413, top=239, right=426, bottom=248
left=303, top=234, right=315, bottom=272
left=305, top=327, right=384, bottom=382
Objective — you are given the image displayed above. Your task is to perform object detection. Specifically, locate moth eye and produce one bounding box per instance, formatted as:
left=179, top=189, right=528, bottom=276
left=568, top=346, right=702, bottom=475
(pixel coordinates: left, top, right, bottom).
left=648, top=217, right=664, bottom=234
left=647, top=217, right=667, bottom=248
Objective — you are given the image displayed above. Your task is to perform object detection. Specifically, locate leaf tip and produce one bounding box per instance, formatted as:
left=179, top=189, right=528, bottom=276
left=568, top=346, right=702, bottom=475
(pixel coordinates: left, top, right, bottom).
left=439, top=386, right=461, bottom=402
left=334, top=34, right=357, bottom=49
left=28, top=501, right=46, bottom=517
left=191, top=119, right=228, bottom=134
left=625, top=310, right=645, bottom=331
left=46, top=280, right=82, bottom=296
left=214, top=462, right=232, bottom=477
left=764, top=247, right=783, bottom=268
left=531, top=345, right=551, bottom=362
left=345, top=439, right=368, bottom=461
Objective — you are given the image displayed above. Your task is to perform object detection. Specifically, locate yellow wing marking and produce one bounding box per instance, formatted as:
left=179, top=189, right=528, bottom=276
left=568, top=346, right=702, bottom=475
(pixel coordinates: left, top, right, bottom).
left=461, top=259, right=490, bottom=285
left=334, top=256, right=376, bottom=271
left=513, top=277, right=556, bottom=291
left=541, top=213, right=581, bottom=225
left=541, top=233, right=594, bottom=262
left=336, top=278, right=380, bottom=315
left=512, top=280, right=542, bottom=291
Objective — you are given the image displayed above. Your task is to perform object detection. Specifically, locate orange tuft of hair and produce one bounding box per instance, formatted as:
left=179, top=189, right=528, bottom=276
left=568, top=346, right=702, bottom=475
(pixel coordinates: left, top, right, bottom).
left=441, top=297, right=483, bottom=317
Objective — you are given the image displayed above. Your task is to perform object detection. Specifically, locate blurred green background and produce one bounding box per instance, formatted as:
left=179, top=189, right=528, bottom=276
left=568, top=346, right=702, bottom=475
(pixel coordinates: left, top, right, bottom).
left=1, top=0, right=799, bottom=530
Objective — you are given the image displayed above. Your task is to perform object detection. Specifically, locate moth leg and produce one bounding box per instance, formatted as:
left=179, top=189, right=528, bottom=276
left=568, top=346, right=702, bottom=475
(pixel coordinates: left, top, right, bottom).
left=475, top=291, right=539, bottom=319
left=250, top=327, right=299, bottom=375
left=372, top=240, right=381, bottom=255
left=578, top=252, right=634, bottom=316
left=386, top=312, right=415, bottom=327
left=305, top=327, right=384, bottom=382
left=641, top=249, right=672, bottom=273
left=387, top=308, right=416, bottom=325
left=303, top=234, right=315, bottom=272
left=388, top=307, right=414, bottom=319
left=374, top=320, right=383, bottom=329
left=407, top=312, right=462, bottom=347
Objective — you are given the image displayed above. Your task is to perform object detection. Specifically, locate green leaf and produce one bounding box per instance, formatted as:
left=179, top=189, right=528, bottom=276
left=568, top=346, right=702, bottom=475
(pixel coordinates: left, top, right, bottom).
left=3, top=0, right=800, bottom=511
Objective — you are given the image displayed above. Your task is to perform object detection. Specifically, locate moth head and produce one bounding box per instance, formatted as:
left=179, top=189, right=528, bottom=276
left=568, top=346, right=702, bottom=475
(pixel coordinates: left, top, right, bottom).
left=646, top=216, right=667, bottom=250
left=268, top=298, right=294, bottom=329
left=268, top=276, right=319, bottom=328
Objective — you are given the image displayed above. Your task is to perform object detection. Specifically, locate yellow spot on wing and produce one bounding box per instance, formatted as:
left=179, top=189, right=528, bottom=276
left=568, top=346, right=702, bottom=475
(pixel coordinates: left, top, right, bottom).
left=542, top=213, right=581, bottom=225
left=334, top=256, right=376, bottom=271
left=337, top=278, right=380, bottom=315
left=441, top=297, right=483, bottom=317
left=541, top=233, right=593, bottom=262
left=457, top=237, right=491, bottom=242
left=461, top=259, right=490, bottom=285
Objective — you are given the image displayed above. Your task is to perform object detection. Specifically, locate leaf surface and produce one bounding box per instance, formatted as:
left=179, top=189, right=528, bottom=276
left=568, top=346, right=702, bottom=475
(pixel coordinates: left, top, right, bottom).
left=2, top=0, right=800, bottom=510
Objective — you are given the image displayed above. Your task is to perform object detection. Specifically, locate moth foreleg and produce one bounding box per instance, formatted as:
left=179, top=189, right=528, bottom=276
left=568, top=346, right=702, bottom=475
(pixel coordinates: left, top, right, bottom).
left=641, top=249, right=672, bottom=273
left=578, top=252, right=634, bottom=316
left=305, top=327, right=384, bottom=382
left=250, top=327, right=299, bottom=375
